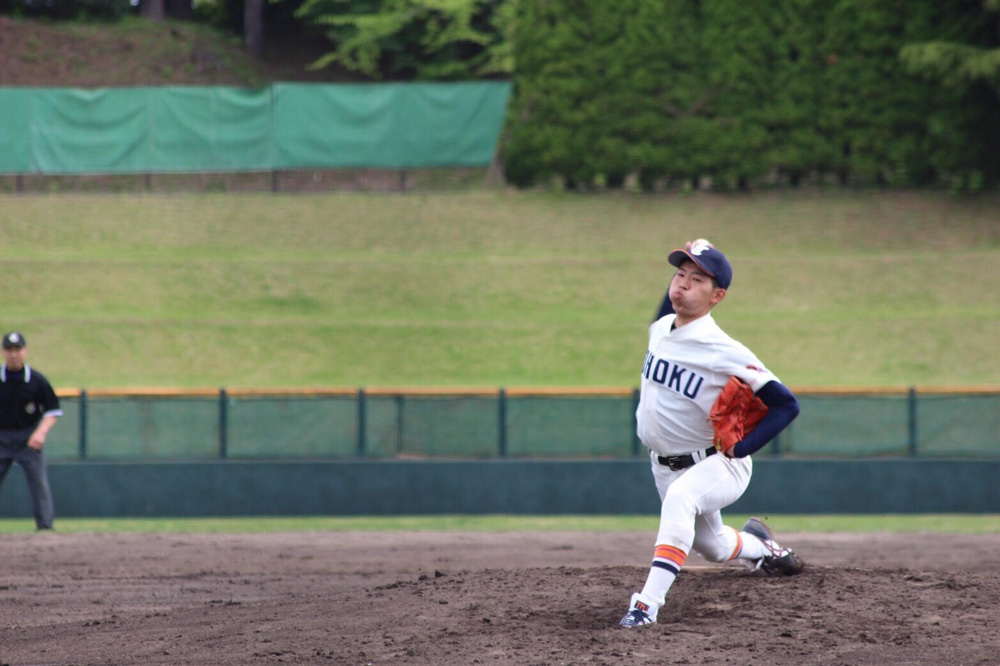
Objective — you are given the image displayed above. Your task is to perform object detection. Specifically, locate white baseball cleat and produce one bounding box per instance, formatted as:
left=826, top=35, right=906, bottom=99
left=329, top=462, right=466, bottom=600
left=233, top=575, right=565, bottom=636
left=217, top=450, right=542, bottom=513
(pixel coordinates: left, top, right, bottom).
left=619, top=593, right=656, bottom=628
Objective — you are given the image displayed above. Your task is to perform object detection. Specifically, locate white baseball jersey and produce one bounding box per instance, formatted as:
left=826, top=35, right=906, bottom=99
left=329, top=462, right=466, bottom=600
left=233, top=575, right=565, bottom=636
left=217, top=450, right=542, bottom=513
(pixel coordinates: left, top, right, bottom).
left=635, top=312, right=778, bottom=457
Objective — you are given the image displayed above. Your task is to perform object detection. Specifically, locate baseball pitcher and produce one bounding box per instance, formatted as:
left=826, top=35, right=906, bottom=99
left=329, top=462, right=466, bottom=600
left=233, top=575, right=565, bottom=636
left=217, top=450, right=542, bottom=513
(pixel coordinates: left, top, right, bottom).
left=620, top=239, right=803, bottom=628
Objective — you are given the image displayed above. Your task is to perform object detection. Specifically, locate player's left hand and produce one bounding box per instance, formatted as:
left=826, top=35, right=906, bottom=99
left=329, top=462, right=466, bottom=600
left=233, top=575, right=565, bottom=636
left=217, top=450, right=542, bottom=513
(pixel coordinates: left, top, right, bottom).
left=709, top=376, right=768, bottom=457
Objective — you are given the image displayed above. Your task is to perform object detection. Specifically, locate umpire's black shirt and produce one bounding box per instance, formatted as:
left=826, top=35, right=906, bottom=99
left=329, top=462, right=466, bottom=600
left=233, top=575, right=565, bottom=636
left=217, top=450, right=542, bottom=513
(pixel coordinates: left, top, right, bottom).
left=0, top=364, right=62, bottom=430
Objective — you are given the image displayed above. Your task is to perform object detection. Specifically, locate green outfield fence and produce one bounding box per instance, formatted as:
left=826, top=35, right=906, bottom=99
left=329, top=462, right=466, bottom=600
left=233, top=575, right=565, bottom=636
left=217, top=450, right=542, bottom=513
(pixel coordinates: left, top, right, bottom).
left=0, top=83, right=511, bottom=193
left=43, top=386, right=1000, bottom=461
left=0, top=83, right=510, bottom=175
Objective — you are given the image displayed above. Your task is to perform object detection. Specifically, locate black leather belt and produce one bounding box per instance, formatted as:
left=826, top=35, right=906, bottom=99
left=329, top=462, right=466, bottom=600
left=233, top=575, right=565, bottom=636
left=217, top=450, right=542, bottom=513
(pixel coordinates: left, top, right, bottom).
left=656, top=447, right=717, bottom=471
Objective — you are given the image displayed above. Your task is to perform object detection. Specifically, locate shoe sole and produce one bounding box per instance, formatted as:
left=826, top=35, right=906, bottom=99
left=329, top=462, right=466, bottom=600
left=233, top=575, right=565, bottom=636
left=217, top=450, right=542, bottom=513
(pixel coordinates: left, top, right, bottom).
left=619, top=610, right=654, bottom=628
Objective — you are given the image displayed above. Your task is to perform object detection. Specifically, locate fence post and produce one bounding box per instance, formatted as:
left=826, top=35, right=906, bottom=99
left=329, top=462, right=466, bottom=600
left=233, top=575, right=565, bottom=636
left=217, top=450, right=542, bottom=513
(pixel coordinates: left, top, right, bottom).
left=907, top=387, right=918, bottom=456
left=356, top=388, right=366, bottom=457
left=631, top=387, right=641, bottom=457
left=219, top=388, right=228, bottom=459
left=395, top=394, right=404, bottom=455
left=78, top=389, right=88, bottom=460
left=498, top=388, right=508, bottom=458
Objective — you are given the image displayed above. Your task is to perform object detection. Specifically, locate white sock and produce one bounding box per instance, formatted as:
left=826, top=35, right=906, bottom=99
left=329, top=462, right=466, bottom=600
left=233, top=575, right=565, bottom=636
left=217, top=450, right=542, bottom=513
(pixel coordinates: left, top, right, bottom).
left=638, top=543, right=687, bottom=613
left=735, top=530, right=770, bottom=562
left=639, top=566, right=677, bottom=613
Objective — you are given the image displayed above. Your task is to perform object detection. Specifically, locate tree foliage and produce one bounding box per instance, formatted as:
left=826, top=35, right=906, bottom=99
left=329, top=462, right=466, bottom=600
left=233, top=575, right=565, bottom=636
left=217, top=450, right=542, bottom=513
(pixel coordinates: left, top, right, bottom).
left=293, top=0, right=514, bottom=79
left=900, top=0, right=1000, bottom=94
left=5, top=0, right=999, bottom=189
left=503, top=0, right=1000, bottom=190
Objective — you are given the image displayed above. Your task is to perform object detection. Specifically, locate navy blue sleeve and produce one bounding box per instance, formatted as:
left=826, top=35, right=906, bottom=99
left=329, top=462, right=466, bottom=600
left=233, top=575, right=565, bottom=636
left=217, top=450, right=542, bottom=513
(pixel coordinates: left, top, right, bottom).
left=653, top=289, right=674, bottom=321
left=731, top=381, right=800, bottom=458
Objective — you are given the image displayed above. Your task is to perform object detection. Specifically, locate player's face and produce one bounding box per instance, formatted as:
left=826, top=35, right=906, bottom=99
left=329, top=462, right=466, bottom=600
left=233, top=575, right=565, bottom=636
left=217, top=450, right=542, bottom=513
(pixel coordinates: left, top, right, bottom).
left=668, top=261, right=726, bottom=324
left=2, top=346, right=26, bottom=370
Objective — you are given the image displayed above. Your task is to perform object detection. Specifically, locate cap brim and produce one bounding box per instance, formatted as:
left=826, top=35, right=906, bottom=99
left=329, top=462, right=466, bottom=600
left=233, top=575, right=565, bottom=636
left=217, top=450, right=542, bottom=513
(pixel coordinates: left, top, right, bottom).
left=668, top=249, right=715, bottom=277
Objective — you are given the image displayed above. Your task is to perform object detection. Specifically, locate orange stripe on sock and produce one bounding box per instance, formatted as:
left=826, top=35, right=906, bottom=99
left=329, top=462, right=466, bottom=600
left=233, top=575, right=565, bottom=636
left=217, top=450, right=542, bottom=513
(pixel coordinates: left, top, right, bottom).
left=652, top=544, right=687, bottom=567
left=727, top=532, right=743, bottom=561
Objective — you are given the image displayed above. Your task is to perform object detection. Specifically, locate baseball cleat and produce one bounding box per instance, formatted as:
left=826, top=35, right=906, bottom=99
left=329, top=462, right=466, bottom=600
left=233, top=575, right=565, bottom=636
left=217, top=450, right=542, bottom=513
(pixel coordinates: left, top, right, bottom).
left=619, top=593, right=656, bottom=628
left=742, top=517, right=804, bottom=576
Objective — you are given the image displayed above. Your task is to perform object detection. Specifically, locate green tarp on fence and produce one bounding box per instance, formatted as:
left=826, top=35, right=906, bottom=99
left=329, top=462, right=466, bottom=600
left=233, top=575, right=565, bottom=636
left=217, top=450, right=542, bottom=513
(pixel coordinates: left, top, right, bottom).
left=0, top=82, right=511, bottom=173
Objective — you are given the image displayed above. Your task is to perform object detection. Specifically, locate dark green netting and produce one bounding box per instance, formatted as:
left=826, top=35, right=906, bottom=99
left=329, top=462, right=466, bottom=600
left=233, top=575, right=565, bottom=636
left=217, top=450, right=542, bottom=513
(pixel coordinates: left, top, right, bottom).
left=226, top=395, right=359, bottom=458
left=43, top=397, right=80, bottom=461
left=85, top=396, right=219, bottom=459
left=364, top=395, right=499, bottom=458
left=506, top=396, right=636, bottom=458
left=784, top=395, right=911, bottom=456
left=37, top=391, right=1000, bottom=460
left=915, top=395, right=1000, bottom=457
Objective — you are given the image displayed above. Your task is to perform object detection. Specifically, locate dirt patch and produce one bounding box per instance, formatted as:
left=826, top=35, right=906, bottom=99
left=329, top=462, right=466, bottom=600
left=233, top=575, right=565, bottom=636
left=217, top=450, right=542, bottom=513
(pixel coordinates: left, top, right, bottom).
left=0, top=15, right=348, bottom=88
left=1, top=530, right=999, bottom=665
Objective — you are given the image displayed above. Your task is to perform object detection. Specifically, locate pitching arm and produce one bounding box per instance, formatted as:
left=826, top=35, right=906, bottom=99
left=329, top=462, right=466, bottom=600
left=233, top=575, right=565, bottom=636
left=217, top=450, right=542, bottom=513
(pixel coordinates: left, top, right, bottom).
left=653, top=288, right=675, bottom=322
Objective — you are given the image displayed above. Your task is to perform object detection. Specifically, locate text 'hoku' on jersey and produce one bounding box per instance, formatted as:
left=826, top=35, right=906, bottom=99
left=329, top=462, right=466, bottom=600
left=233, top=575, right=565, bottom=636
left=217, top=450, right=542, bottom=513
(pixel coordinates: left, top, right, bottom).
left=641, top=351, right=705, bottom=399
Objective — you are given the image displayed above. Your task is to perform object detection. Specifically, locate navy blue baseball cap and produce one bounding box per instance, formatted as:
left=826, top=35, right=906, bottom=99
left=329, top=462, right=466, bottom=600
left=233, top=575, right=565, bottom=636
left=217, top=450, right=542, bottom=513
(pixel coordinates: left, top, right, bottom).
left=668, top=240, right=732, bottom=289
left=2, top=331, right=26, bottom=348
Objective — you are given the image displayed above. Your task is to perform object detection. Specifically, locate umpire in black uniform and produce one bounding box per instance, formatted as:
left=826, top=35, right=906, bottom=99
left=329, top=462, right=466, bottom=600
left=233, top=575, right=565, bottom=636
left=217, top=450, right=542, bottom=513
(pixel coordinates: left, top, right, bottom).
left=0, top=331, right=62, bottom=530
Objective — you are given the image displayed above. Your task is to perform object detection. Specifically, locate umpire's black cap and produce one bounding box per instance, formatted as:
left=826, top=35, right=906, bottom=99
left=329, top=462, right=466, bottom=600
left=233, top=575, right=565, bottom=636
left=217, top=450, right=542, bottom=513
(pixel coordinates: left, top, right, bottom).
left=2, top=331, right=27, bottom=348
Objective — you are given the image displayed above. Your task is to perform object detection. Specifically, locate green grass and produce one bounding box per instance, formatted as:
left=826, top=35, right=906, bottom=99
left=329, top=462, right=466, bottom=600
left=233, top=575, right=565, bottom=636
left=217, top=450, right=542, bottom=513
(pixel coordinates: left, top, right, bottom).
left=1, top=189, right=998, bottom=390
left=3, top=514, right=998, bottom=534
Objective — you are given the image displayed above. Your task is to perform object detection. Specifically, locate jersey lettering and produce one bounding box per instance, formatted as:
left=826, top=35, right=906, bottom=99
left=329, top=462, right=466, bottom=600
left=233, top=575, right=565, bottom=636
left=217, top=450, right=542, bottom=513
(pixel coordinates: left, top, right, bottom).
left=667, top=365, right=685, bottom=392
left=640, top=351, right=705, bottom=399
left=652, top=359, right=668, bottom=384
left=682, top=374, right=704, bottom=398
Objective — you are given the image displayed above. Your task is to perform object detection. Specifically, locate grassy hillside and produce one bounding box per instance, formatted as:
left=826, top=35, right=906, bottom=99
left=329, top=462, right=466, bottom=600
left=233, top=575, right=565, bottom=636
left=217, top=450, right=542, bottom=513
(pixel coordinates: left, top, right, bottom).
left=2, top=20, right=997, bottom=392
left=0, top=15, right=346, bottom=87
left=1, top=189, right=997, bottom=390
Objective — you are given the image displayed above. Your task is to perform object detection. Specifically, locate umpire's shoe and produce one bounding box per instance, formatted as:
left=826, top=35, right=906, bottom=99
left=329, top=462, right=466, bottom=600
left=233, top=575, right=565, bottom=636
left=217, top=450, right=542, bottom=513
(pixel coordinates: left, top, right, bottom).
left=742, top=517, right=804, bottom=576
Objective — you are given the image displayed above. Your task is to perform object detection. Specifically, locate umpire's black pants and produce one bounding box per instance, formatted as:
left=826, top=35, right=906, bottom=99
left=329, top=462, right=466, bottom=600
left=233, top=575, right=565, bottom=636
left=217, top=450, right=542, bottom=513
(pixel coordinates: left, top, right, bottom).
left=0, top=428, right=55, bottom=530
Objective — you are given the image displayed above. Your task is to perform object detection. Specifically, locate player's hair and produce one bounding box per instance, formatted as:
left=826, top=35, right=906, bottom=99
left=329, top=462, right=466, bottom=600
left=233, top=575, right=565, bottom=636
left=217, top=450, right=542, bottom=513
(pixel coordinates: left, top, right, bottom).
left=674, top=263, right=723, bottom=291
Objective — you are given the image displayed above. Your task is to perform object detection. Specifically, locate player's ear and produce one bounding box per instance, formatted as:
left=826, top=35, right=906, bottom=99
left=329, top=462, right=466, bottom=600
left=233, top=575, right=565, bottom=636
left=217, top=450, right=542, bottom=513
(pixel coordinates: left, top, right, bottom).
left=710, top=288, right=726, bottom=306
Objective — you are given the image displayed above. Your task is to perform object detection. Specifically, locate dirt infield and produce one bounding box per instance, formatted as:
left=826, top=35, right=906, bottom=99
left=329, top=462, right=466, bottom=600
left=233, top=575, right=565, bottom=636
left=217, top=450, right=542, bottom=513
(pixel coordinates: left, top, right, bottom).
left=2, top=529, right=999, bottom=665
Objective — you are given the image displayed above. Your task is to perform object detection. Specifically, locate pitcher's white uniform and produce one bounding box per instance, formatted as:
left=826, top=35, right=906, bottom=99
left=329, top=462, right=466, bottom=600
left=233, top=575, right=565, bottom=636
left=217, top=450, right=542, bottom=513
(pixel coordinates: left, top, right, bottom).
left=637, top=312, right=779, bottom=565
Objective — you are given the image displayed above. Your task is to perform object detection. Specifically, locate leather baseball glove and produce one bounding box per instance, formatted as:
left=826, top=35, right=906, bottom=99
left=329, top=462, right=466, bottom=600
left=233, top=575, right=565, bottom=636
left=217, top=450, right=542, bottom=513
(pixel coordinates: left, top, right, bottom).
left=709, top=376, right=769, bottom=456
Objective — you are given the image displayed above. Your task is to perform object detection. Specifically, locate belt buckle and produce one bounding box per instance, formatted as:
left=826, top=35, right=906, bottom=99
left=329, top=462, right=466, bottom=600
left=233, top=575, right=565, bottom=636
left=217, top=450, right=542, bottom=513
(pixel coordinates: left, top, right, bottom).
left=663, top=455, right=689, bottom=471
